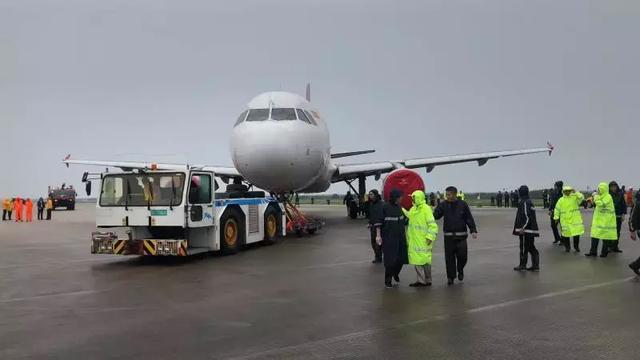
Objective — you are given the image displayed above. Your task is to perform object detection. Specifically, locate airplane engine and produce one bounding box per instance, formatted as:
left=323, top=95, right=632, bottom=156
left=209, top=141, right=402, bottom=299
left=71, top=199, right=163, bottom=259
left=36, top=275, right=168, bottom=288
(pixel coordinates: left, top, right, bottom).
left=382, top=169, right=425, bottom=210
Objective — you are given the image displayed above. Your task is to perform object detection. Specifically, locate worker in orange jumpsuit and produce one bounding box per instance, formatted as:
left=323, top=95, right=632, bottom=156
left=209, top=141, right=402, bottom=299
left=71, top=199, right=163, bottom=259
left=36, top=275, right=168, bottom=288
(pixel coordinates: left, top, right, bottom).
left=14, top=196, right=23, bottom=222
left=25, top=198, right=34, bottom=222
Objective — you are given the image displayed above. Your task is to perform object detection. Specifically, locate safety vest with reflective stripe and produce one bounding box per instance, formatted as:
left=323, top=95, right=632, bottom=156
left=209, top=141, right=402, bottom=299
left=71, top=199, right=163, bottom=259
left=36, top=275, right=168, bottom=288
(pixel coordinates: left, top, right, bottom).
left=591, top=183, right=618, bottom=240
left=553, top=192, right=585, bottom=237
left=403, top=191, right=439, bottom=266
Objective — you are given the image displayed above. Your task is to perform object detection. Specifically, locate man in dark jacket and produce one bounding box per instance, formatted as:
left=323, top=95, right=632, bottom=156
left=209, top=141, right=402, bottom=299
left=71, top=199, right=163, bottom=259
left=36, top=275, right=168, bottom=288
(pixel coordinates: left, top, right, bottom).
left=367, top=190, right=384, bottom=263
left=511, top=190, right=519, bottom=208
left=504, top=191, right=510, bottom=208
left=548, top=181, right=564, bottom=245
left=609, top=181, right=627, bottom=252
left=512, top=185, right=540, bottom=271
left=36, top=197, right=45, bottom=220
left=628, top=203, right=640, bottom=275
left=542, top=189, right=549, bottom=208
left=497, top=191, right=503, bottom=207
left=433, top=186, right=477, bottom=285
left=375, top=189, right=408, bottom=288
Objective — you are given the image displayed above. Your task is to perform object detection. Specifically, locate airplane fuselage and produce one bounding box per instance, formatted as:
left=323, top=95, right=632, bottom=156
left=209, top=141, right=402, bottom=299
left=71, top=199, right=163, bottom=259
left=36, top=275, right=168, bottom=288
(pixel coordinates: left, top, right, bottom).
left=230, top=92, right=334, bottom=193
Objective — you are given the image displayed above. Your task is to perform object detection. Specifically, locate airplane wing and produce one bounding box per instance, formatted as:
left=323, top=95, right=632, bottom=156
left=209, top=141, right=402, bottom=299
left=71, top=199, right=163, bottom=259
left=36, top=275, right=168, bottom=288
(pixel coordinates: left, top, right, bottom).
left=333, top=144, right=553, bottom=182
left=63, top=158, right=241, bottom=178
left=330, top=149, right=375, bottom=159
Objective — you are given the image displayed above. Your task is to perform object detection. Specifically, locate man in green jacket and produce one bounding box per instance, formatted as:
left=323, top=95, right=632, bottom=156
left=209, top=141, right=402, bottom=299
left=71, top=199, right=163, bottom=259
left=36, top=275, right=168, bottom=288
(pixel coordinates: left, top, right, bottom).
left=403, top=190, right=438, bottom=287
left=586, top=182, right=619, bottom=257
left=553, top=186, right=585, bottom=253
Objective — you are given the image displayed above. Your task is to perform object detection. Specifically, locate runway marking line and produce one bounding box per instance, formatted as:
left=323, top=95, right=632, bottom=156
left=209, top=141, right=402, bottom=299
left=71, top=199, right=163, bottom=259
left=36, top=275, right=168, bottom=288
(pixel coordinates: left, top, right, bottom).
left=224, top=276, right=634, bottom=360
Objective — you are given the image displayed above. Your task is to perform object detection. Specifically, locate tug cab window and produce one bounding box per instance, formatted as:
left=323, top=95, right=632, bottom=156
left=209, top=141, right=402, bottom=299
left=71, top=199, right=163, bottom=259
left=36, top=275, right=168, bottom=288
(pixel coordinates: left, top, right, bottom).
left=189, top=174, right=212, bottom=204
left=271, top=108, right=297, bottom=121
left=246, top=109, right=269, bottom=122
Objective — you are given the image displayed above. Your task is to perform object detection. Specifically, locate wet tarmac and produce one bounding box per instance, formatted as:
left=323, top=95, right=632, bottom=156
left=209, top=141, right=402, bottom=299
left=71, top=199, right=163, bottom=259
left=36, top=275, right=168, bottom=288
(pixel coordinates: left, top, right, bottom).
left=1, top=203, right=639, bottom=359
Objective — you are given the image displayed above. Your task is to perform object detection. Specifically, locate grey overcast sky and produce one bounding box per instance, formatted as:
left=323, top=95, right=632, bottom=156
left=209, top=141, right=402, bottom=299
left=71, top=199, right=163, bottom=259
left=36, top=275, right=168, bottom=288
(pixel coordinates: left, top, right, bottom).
left=1, top=0, right=639, bottom=198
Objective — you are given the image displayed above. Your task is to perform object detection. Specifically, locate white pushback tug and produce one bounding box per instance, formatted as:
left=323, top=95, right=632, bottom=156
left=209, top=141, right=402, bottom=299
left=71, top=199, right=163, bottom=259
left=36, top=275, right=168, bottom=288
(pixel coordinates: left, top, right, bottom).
left=90, top=167, right=284, bottom=257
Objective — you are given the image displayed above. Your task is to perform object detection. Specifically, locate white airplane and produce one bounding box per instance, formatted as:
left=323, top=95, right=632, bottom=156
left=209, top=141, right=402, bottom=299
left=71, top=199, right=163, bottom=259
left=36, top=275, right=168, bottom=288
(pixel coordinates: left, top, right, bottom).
left=64, top=86, right=553, bottom=197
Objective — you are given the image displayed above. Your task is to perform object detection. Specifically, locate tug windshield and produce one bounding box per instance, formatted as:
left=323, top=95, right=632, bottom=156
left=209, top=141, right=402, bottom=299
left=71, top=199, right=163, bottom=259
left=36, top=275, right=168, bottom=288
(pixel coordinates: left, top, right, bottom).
left=100, top=173, right=185, bottom=207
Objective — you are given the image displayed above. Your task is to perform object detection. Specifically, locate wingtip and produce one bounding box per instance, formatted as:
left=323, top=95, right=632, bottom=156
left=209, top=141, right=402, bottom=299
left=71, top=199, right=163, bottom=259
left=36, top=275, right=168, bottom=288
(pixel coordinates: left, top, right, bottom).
left=546, top=142, right=555, bottom=155
left=63, top=154, right=71, bottom=167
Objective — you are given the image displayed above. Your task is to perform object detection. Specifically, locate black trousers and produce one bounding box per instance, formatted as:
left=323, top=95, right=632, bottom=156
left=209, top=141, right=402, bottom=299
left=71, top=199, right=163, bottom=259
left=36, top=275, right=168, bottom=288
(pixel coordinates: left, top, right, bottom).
left=561, top=235, right=580, bottom=251
left=369, top=228, right=382, bottom=260
left=8, top=210, right=12, bottom=220
left=46, top=209, right=52, bottom=220
left=2, top=210, right=6, bottom=220
left=550, top=215, right=561, bottom=242
left=589, top=238, right=612, bottom=256
left=37, top=209, right=44, bottom=220
left=384, top=263, right=403, bottom=283
left=610, top=217, right=623, bottom=251
left=444, top=236, right=468, bottom=280
left=518, top=234, right=539, bottom=268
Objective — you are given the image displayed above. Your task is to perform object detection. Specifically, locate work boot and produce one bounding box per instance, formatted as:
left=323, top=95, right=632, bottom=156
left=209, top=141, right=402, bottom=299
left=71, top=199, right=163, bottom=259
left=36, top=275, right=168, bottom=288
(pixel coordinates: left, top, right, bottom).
left=629, top=264, right=640, bottom=277
left=385, top=281, right=393, bottom=289
left=447, top=278, right=455, bottom=285
left=458, top=272, right=464, bottom=281
left=372, top=258, right=382, bottom=264
left=599, top=253, right=608, bottom=258
left=526, top=267, right=540, bottom=272
left=393, top=275, right=400, bottom=282
left=612, top=249, right=623, bottom=253
left=513, top=266, right=527, bottom=271
left=574, top=248, right=580, bottom=253
left=585, top=253, right=597, bottom=257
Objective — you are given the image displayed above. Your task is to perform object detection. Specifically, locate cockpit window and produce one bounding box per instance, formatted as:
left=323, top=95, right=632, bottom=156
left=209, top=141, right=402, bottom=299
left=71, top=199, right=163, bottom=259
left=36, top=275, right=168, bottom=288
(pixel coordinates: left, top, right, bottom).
left=296, top=109, right=311, bottom=124
left=246, top=109, right=270, bottom=122
left=271, top=108, right=297, bottom=121
left=235, top=110, right=248, bottom=126
left=303, top=110, right=318, bottom=125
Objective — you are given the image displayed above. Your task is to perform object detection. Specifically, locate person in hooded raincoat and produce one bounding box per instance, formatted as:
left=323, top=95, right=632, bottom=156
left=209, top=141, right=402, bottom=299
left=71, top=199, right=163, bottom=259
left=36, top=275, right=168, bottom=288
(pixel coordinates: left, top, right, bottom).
left=403, top=190, right=438, bottom=287
left=375, top=189, right=408, bottom=288
left=553, top=185, right=585, bottom=253
left=586, top=182, right=618, bottom=257
left=513, top=185, right=540, bottom=271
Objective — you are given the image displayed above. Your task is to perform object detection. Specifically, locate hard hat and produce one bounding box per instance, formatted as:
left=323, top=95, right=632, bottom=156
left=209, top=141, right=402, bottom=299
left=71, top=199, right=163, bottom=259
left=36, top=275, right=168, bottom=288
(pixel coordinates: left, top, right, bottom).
left=562, top=185, right=573, bottom=192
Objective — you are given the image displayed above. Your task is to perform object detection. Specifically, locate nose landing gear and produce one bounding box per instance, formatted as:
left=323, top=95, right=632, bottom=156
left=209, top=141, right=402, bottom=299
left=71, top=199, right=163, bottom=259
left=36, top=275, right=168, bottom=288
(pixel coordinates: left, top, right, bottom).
left=279, top=194, right=323, bottom=237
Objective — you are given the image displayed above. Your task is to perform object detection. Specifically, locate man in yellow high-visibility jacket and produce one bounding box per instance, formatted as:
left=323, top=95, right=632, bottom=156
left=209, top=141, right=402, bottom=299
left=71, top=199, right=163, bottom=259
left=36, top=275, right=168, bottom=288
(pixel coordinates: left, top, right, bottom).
left=403, top=190, right=438, bottom=287
left=553, top=186, right=585, bottom=253
left=2, top=198, right=11, bottom=221
left=586, top=182, right=618, bottom=257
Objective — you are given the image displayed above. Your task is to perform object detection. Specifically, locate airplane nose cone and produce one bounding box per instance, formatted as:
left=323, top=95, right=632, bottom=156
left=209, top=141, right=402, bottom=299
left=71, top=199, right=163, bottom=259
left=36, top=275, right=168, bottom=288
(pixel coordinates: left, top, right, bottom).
left=231, top=122, right=322, bottom=192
